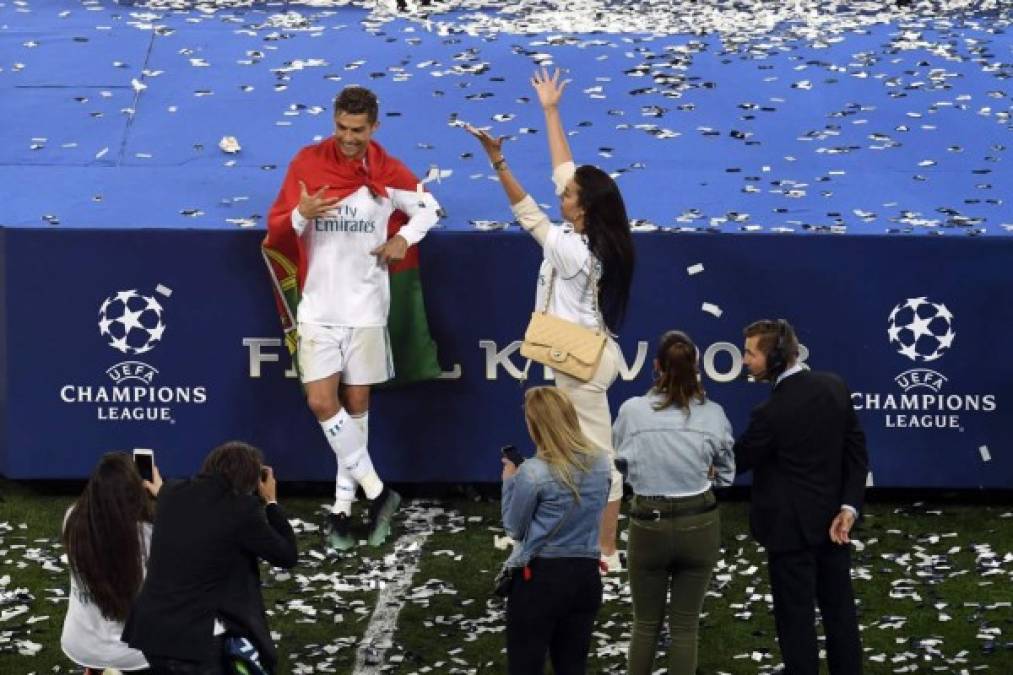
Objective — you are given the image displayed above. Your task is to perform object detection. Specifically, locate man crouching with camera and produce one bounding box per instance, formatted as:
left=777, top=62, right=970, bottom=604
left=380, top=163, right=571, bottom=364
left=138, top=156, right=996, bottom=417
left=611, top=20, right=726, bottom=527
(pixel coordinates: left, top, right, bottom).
left=123, top=441, right=298, bottom=674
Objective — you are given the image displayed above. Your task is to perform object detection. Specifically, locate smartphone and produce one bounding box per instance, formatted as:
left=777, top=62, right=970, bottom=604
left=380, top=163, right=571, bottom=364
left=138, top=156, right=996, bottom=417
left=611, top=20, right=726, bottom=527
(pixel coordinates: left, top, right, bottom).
left=133, top=448, right=154, bottom=482
left=501, top=445, right=525, bottom=467
left=614, top=457, right=629, bottom=478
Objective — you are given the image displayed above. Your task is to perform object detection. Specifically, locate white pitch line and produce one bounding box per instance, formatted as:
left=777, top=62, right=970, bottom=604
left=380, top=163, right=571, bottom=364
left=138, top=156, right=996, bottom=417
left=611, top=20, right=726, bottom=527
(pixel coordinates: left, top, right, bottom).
left=353, top=504, right=440, bottom=674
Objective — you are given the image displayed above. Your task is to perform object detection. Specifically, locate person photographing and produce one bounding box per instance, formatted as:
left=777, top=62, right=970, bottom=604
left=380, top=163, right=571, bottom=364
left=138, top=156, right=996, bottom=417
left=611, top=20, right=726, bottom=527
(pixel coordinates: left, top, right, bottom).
left=123, top=441, right=298, bottom=674
left=499, top=387, right=611, bottom=674
left=61, top=453, right=161, bottom=673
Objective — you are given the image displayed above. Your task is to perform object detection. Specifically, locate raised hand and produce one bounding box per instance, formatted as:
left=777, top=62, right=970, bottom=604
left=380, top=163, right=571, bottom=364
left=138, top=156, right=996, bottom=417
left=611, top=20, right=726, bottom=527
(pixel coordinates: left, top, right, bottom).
left=258, top=465, right=278, bottom=503
left=501, top=456, right=519, bottom=481
left=464, top=124, right=507, bottom=160
left=143, top=464, right=163, bottom=498
left=297, top=180, right=341, bottom=219
left=531, top=67, right=569, bottom=109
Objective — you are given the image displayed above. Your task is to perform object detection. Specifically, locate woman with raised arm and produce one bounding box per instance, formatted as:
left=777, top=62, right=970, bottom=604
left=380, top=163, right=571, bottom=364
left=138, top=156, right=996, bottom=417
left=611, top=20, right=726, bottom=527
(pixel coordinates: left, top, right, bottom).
left=467, top=67, right=635, bottom=571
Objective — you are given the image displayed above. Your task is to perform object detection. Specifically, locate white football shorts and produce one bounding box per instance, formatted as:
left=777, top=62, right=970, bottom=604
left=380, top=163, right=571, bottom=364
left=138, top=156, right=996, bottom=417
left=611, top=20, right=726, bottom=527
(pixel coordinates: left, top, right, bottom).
left=297, top=323, right=394, bottom=385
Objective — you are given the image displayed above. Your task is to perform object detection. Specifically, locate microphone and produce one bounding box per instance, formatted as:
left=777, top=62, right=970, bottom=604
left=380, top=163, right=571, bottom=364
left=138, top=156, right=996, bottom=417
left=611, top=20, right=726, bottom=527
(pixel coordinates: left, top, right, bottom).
left=738, top=369, right=761, bottom=382
left=738, top=368, right=774, bottom=383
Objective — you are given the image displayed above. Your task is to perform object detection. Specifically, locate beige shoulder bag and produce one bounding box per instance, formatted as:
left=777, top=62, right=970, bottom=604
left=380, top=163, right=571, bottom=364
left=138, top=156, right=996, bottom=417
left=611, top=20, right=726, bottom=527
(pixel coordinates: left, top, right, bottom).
left=520, top=264, right=607, bottom=383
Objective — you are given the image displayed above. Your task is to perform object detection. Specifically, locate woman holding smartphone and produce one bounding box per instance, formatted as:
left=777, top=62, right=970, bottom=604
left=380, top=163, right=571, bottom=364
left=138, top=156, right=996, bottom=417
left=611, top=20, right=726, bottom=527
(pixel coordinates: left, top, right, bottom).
left=614, top=331, right=735, bottom=674
left=500, top=387, right=611, bottom=674
left=469, top=67, right=635, bottom=571
left=61, top=452, right=161, bottom=673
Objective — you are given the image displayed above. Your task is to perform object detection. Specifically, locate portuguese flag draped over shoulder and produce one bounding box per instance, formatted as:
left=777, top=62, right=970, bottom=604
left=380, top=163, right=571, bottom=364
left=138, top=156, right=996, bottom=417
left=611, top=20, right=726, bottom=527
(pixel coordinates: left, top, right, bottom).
left=262, top=138, right=441, bottom=386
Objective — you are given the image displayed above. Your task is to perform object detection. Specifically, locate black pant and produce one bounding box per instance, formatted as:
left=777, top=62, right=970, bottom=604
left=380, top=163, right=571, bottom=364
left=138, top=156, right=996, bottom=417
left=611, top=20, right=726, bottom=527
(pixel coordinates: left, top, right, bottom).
left=145, top=638, right=228, bottom=675
left=147, top=659, right=226, bottom=675
left=506, top=557, right=602, bottom=675
left=768, top=542, right=863, bottom=675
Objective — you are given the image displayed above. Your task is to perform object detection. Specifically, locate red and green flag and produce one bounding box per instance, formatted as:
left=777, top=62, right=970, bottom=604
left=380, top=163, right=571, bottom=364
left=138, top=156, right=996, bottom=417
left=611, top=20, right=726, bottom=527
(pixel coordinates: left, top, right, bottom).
left=262, top=138, right=441, bottom=386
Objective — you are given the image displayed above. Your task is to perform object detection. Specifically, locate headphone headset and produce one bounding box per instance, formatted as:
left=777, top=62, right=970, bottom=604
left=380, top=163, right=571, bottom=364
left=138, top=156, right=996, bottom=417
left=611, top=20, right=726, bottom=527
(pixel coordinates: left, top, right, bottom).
left=764, top=319, right=791, bottom=380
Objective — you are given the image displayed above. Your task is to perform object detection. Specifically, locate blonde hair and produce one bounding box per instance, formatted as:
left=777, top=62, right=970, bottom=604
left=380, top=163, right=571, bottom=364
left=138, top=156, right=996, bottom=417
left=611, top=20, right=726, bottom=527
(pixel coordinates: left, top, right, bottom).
left=523, top=387, right=599, bottom=498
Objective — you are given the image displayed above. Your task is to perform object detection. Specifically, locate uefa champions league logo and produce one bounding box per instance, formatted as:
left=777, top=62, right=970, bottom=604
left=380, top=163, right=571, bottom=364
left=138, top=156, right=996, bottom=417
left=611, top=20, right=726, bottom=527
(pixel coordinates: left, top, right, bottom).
left=98, top=286, right=172, bottom=356
left=851, top=296, right=998, bottom=430
left=887, top=297, right=955, bottom=363
left=60, top=282, right=207, bottom=422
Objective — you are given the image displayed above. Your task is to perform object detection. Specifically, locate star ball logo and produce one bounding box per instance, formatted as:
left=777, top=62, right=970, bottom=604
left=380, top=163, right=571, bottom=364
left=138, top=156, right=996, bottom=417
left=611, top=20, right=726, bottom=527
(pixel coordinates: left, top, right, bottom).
left=887, top=297, right=955, bottom=363
left=851, top=296, right=996, bottom=430
left=98, top=287, right=169, bottom=356
left=58, top=283, right=208, bottom=422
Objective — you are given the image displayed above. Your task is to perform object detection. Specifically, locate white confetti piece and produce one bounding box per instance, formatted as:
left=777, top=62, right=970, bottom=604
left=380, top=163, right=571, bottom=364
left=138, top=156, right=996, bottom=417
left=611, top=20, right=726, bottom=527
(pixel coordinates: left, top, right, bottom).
left=702, top=302, right=723, bottom=318
left=218, top=136, right=242, bottom=154
left=493, top=535, right=513, bottom=550
left=472, top=220, right=510, bottom=231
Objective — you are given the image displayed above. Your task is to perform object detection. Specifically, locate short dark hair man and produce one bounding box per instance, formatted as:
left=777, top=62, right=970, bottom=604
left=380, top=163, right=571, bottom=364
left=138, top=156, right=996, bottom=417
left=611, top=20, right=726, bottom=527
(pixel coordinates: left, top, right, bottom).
left=264, top=85, right=441, bottom=550
left=735, top=319, right=868, bottom=674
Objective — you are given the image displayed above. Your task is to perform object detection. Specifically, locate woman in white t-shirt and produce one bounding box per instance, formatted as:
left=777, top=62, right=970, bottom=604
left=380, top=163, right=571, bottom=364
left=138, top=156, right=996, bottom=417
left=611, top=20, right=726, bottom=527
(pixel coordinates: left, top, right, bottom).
left=467, top=67, right=636, bottom=571
left=62, top=453, right=160, bottom=673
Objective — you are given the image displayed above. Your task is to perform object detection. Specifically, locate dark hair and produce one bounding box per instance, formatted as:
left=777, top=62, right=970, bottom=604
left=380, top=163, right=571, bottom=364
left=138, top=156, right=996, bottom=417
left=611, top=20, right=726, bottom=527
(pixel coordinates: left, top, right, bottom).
left=200, top=441, right=264, bottom=495
left=574, top=165, right=635, bottom=331
left=334, top=86, right=379, bottom=123
left=744, top=319, right=799, bottom=378
left=651, top=331, right=706, bottom=411
left=63, top=453, right=153, bottom=622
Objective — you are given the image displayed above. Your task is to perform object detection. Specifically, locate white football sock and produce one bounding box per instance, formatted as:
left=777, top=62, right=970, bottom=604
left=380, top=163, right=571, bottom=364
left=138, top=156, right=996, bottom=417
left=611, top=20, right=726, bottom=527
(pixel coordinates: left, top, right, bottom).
left=350, top=411, right=383, bottom=500
left=332, top=463, right=355, bottom=516
left=320, top=409, right=382, bottom=501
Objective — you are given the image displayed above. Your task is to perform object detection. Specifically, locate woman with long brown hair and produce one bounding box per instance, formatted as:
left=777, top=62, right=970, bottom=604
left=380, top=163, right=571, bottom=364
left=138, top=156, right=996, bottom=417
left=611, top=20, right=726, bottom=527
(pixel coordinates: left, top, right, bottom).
left=613, top=331, right=735, bottom=675
left=61, top=452, right=160, bottom=673
left=468, top=67, right=636, bottom=571
left=500, top=387, right=612, bottom=674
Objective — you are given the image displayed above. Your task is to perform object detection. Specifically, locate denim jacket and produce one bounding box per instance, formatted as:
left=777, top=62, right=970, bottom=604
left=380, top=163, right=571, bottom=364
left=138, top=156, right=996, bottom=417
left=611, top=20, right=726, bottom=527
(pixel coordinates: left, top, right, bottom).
left=501, top=451, right=612, bottom=568
left=614, top=393, right=735, bottom=496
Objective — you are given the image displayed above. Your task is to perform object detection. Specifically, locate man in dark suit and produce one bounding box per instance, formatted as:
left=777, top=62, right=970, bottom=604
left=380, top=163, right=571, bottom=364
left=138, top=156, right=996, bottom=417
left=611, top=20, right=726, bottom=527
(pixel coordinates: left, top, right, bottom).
left=734, top=319, right=868, bottom=675
left=123, top=441, right=298, bottom=674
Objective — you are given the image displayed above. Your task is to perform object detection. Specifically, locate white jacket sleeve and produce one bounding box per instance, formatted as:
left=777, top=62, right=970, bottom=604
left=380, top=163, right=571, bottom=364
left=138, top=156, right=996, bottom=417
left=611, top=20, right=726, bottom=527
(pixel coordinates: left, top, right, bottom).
left=387, top=187, right=441, bottom=246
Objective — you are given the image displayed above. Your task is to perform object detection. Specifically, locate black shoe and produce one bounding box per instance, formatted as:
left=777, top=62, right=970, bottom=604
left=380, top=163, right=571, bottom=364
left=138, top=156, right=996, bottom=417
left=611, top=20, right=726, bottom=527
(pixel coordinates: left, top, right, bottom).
left=366, top=487, right=401, bottom=546
left=325, top=512, right=355, bottom=551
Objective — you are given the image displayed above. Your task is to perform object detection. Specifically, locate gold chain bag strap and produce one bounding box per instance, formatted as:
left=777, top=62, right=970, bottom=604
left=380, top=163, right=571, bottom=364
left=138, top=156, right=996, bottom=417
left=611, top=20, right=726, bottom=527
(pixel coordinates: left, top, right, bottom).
left=520, top=262, right=607, bottom=383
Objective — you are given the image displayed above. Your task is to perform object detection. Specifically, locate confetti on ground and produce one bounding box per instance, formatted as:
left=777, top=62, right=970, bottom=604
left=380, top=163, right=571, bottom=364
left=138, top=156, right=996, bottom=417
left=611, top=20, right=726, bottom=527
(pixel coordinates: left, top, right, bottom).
left=1, top=496, right=1012, bottom=671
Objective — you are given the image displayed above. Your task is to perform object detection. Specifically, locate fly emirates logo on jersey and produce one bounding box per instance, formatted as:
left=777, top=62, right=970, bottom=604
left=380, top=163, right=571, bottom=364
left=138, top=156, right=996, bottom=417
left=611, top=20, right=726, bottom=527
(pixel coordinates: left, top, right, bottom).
left=313, top=204, right=376, bottom=233
left=58, top=284, right=209, bottom=423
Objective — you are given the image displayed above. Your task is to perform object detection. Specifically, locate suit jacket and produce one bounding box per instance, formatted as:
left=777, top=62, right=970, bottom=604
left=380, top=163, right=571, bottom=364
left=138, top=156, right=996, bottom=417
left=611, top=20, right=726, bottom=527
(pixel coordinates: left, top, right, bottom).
left=122, top=474, right=298, bottom=671
left=734, top=370, right=868, bottom=553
